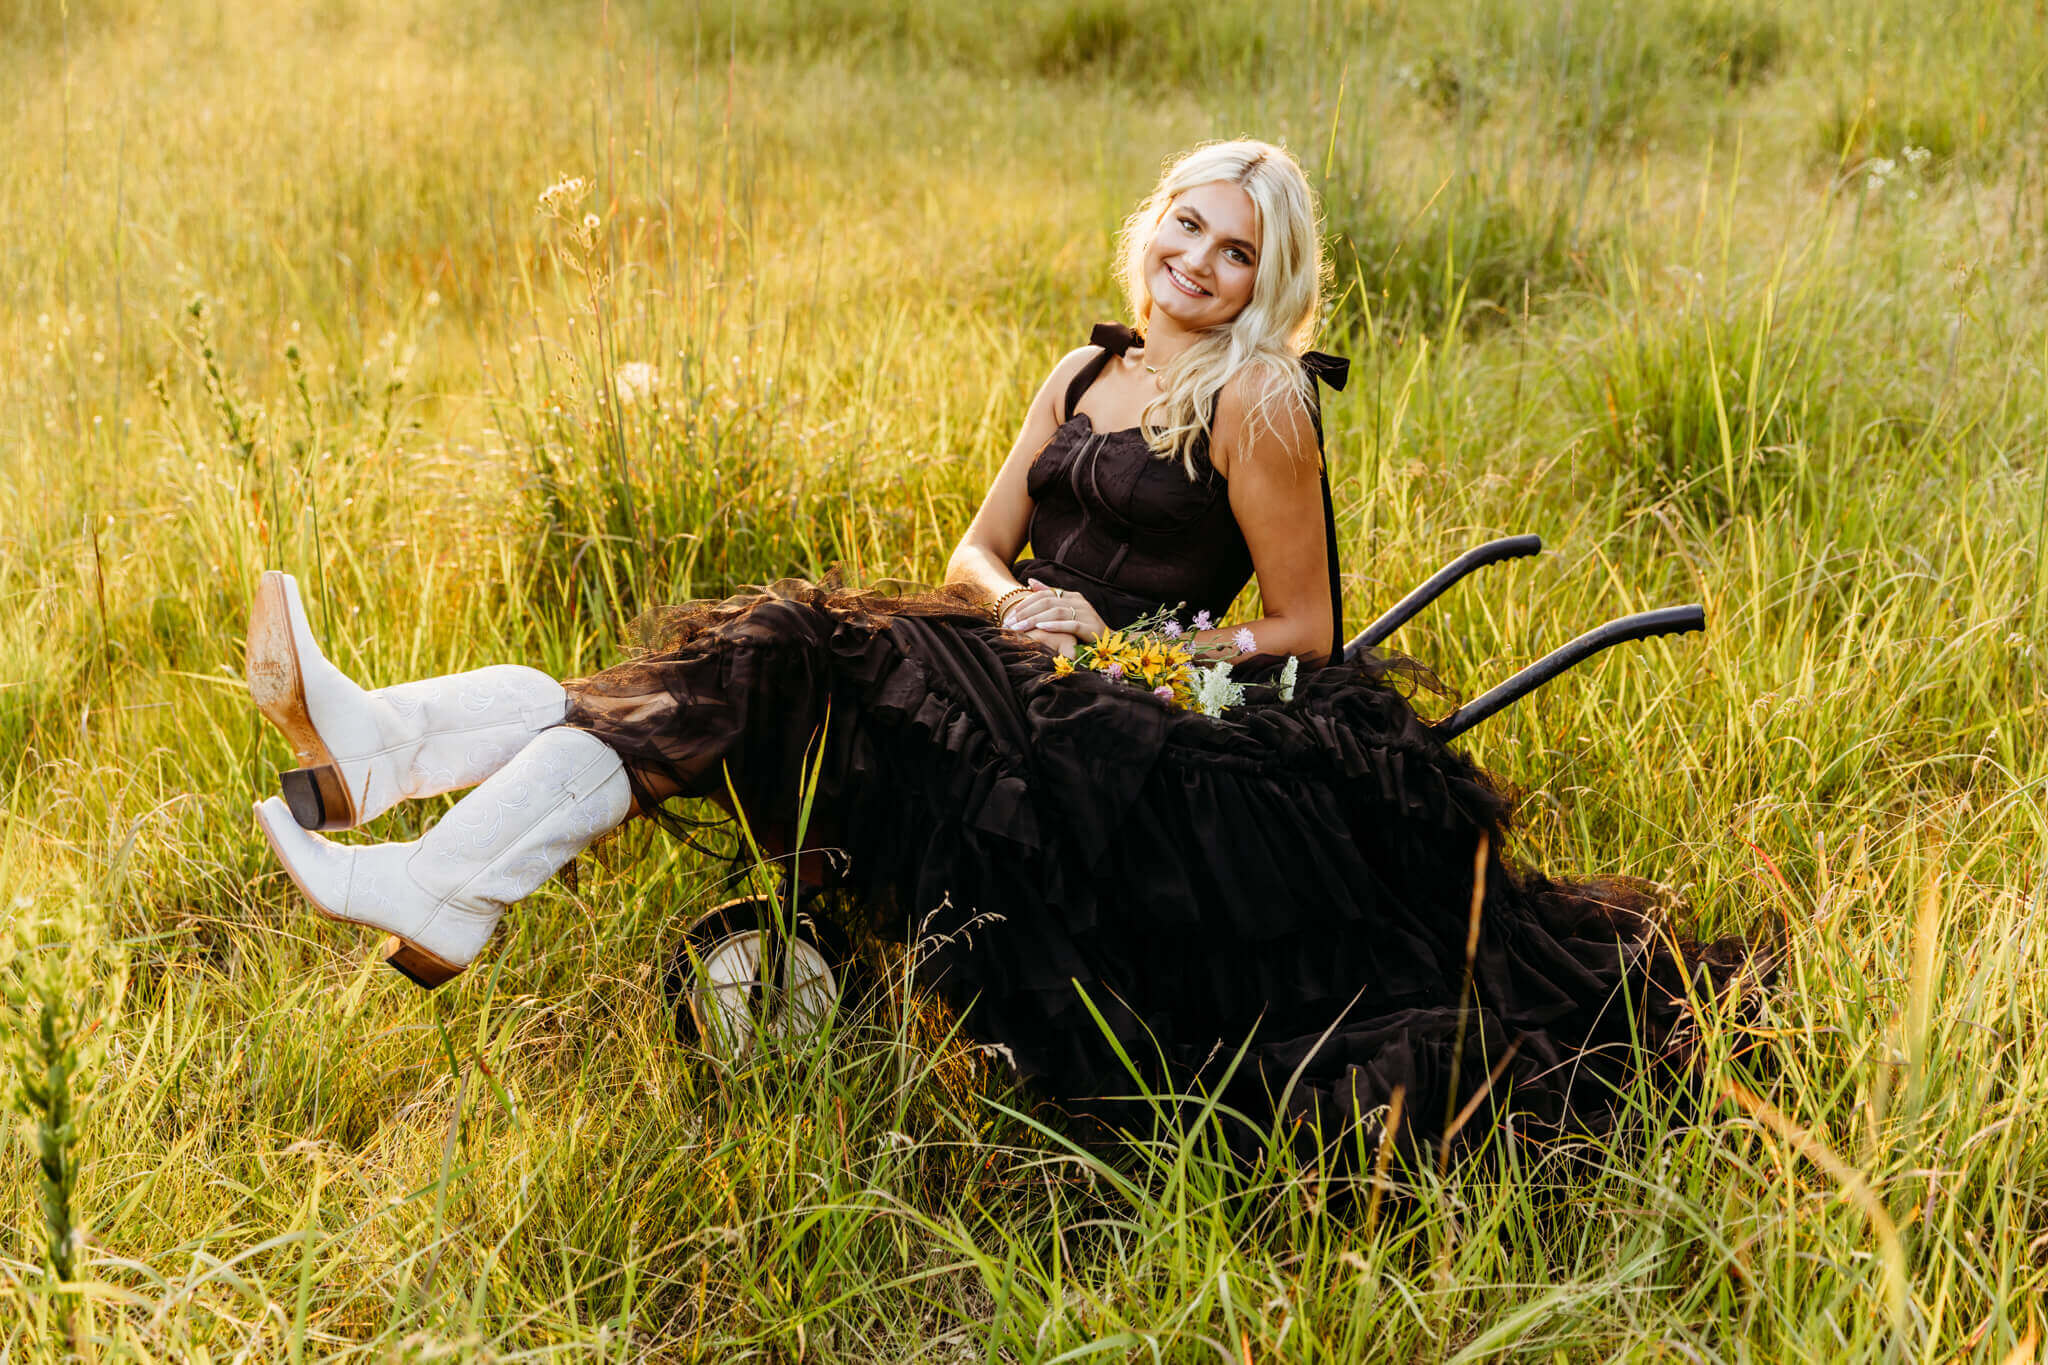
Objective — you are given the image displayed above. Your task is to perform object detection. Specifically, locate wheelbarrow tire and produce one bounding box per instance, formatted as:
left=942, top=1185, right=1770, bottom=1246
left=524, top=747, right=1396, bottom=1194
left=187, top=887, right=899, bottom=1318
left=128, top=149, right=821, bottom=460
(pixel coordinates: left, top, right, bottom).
left=663, top=894, right=851, bottom=1060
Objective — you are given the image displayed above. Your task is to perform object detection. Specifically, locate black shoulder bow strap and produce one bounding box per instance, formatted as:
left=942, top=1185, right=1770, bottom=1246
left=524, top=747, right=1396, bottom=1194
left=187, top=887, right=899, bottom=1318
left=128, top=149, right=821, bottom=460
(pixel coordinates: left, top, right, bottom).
left=1066, top=322, right=1143, bottom=419
left=1302, top=349, right=1350, bottom=392
left=1089, top=321, right=1143, bottom=355
left=1300, top=348, right=1351, bottom=665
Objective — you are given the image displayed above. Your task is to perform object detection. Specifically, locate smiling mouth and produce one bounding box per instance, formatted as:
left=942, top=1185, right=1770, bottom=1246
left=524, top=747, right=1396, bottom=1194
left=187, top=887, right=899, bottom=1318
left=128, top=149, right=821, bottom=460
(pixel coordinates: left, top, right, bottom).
left=1164, top=263, right=1211, bottom=298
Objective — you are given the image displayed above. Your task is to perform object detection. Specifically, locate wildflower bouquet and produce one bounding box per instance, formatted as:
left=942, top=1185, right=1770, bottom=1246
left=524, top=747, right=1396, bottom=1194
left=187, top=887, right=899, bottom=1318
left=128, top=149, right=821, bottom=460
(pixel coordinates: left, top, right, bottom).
left=1048, top=604, right=1299, bottom=717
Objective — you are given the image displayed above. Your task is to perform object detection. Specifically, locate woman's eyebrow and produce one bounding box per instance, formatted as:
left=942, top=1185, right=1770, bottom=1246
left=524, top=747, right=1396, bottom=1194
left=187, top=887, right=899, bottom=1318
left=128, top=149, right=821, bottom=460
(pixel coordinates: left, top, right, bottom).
left=1180, top=205, right=1257, bottom=255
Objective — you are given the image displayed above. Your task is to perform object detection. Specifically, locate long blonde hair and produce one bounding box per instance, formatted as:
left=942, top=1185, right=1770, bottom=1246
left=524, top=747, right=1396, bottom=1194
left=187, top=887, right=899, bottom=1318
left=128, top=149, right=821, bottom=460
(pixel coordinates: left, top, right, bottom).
left=1113, top=139, right=1328, bottom=476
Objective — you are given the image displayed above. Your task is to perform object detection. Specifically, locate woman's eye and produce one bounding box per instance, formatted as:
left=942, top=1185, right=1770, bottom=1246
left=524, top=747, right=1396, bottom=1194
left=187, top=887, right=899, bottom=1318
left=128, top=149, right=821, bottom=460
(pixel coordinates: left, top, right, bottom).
left=1179, top=216, right=1198, bottom=233
left=1227, top=248, right=1250, bottom=265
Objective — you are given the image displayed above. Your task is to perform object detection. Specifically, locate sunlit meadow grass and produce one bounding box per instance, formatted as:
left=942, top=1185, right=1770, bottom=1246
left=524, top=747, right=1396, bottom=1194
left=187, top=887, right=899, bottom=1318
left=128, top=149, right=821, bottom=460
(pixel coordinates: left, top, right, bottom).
left=4, top=0, right=2048, bottom=1357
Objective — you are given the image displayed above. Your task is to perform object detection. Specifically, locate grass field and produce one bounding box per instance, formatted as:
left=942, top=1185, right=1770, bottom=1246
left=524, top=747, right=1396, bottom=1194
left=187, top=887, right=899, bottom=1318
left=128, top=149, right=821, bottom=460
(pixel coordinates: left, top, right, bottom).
left=6, top=0, right=2048, bottom=1357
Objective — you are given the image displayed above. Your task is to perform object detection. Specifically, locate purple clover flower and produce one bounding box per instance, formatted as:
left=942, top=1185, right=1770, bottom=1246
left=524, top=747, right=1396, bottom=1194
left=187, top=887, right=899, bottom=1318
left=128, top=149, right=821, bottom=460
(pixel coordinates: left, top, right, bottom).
left=1153, top=685, right=1174, bottom=700
left=1192, top=610, right=1213, bottom=631
left=1104, top=660, right=1124, bottom=680
left=1233, top=627, right=1257, bottom=655
left=1161, top=620, right=1183, bottom=639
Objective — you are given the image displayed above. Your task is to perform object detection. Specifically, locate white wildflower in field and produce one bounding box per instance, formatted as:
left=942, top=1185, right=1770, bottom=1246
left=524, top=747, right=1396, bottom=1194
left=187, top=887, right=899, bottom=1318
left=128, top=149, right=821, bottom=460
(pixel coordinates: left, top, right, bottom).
left=1278, top=655, right=1299, bottom=702
left=537, top=174, right=590, bottom=214
left=614, top=362, right=659, bottom=405
left=1868, top=147, right=1930, bottom=196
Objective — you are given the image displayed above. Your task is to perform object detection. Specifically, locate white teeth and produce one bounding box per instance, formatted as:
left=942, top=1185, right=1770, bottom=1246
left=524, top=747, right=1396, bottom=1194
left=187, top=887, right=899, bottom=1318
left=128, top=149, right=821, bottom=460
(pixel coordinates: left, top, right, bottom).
left=1166, top=264, right=1209, bottom=297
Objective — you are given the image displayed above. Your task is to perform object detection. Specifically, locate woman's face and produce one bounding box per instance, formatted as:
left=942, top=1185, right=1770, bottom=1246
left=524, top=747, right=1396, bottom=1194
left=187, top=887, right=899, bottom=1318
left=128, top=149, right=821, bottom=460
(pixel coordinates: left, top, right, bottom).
left=1142, top=180, right=1261, bottom=332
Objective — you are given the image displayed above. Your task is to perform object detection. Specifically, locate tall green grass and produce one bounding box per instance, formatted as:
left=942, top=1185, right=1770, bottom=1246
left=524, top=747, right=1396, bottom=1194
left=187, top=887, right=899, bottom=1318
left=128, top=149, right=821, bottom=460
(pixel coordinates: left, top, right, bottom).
left=4, top=0, right=2048, bottom=1356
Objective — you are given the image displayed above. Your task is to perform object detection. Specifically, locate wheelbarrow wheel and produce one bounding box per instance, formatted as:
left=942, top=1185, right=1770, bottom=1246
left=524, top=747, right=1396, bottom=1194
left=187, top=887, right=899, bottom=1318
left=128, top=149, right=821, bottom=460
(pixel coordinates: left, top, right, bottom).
left=662, top=894, right=846, bottom=1061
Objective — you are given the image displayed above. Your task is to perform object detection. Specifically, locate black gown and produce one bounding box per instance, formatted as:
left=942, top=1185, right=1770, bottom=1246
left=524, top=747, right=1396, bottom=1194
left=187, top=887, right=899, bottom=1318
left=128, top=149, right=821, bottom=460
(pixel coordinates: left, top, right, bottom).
left=563, top=324, right=1751, bottom=1163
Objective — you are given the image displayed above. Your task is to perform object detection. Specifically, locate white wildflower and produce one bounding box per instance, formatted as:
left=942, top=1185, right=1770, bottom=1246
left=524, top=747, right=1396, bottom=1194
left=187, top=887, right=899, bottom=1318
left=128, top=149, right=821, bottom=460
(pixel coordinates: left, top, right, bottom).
left=1902, top=144, right=1931, bottom=168
left=537, top=174, right=591, bottom=214
left=1277, top=655, right=1299, bottom=703
left=614, top=361, right=659, bottom=405
left=1866, top=156, right=1898, bottom=190
left=1191, top=661, right=1246, bottom=718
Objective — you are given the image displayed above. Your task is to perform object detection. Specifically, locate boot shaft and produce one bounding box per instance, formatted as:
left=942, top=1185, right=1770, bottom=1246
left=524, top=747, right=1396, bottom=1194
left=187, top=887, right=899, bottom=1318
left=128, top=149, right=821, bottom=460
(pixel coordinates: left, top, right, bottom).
left=255, top=726, right=632, bottom=976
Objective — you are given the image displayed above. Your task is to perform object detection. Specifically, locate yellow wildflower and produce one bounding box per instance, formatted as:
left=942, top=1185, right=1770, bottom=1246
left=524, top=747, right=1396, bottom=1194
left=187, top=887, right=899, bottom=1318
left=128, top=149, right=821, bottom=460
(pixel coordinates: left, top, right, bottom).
left=1138, top=640, right=1180, bottom=675
left=1052, top=654, right=1076, bottom=676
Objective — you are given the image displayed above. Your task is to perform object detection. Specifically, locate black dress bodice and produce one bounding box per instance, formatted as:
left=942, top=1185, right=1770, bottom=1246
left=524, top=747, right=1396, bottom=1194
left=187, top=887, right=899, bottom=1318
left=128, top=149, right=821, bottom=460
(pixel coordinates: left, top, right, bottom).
left=1017, top=411, right=1251, bottom=629
left=1011, top=322, right=1350, bottom=658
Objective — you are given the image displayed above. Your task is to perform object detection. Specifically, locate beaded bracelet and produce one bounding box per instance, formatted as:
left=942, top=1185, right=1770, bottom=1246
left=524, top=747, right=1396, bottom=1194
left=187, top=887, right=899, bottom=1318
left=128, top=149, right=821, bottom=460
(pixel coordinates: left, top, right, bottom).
left=990, top=586, right=1034, bottom=623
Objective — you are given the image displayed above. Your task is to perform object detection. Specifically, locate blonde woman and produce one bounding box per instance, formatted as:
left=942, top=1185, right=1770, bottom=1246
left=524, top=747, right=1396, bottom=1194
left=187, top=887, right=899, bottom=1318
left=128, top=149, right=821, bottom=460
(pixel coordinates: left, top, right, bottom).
left=249, top=141, right=1745, bottom=1161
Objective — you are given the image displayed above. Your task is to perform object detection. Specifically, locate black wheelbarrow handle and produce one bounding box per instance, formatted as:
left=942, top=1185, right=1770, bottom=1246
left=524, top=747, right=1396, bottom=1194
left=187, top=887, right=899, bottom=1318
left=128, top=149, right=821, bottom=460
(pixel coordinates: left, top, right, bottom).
left=1437, top=605, right=1707, bottom=739
left=1343, top=534, right=1544, bottom=660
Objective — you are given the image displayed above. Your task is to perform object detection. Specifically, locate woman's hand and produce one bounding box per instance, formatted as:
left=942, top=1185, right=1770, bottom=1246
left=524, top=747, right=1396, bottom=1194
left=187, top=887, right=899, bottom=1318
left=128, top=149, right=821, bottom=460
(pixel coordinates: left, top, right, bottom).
left=1002, top=579, right=1108, bottom=644
left=1024, top=628, right=1079, bottom=658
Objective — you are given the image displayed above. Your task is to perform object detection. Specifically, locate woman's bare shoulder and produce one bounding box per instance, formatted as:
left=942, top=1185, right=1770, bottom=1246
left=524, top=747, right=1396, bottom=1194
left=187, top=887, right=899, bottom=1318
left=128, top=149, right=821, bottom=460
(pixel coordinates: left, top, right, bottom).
left=1213, top=358, right=1317, bottom=475
left=1027, top=344, right=1109, bottom=423
left=1046, top=343, right=1104, bottom=388
left=1215, top=357, right=1311, bottom=417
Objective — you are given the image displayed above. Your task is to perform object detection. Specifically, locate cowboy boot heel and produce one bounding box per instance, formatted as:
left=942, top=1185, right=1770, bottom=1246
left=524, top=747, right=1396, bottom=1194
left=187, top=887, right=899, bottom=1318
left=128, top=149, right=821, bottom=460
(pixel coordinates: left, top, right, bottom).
left=380, top=935, right=466, bottom=990
left=279, top=764, right=354, bottom=832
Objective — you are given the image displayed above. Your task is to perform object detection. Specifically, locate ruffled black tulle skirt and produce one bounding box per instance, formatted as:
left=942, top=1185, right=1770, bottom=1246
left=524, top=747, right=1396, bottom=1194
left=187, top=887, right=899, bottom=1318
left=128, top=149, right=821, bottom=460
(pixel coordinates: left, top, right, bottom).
left=563, top=580, right=1756, bottom=1163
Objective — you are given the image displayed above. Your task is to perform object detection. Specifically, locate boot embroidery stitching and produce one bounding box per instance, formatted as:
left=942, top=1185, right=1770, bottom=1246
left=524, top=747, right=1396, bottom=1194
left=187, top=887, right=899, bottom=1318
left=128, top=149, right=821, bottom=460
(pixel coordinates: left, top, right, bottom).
left=454, top=777, right=536, bottom=849
left=436, top=790, right=580, bottom=905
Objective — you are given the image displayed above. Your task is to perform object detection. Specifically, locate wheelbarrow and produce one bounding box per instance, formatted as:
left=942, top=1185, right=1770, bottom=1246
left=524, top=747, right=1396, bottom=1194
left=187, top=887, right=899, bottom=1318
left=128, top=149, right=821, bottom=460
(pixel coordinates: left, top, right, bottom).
left=665, top=536, right=1706, bottom=1058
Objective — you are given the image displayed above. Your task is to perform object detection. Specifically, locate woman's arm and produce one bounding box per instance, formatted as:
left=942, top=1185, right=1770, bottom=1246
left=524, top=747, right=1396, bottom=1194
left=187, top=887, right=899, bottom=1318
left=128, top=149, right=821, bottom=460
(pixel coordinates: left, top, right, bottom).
left=946, top=346, right=1097, bottom=612
left=1194, top=369, right=1334, bottom=663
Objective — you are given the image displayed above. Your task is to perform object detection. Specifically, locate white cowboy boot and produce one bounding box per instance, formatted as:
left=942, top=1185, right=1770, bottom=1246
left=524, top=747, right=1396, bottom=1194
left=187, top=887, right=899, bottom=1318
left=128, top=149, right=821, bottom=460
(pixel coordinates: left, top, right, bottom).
left=246, top=570, right=566, bottom=829
left=253, top=725, right=633, bottom=987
